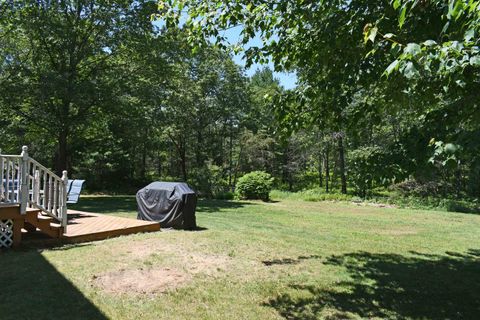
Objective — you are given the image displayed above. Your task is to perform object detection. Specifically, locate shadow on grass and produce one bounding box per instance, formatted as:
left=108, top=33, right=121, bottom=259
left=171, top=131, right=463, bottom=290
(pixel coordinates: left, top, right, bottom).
left=194, top=199, right=253, bottom=213
left=0, top=250, right=107, bottom=320
left=263, top=255, right=322, bottom=266
left=186, top=226, right=209, bottom=231
left=70, top=196, right=137, bottom=215
left=266, top=250, right=480, bottom=319
left=71, top=197, right=252, bottom=215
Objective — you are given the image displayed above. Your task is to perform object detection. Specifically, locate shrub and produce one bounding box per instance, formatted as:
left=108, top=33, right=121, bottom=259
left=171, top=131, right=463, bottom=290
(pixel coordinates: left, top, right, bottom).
left=390, top=179, right=454, bottom=197
left=349, top=146, right=404, bottom=198
left=236, top=171, right=274, bottom=201
left=270, top=188, right=358, bottom=203
left=214, top=191, right=235, bottom=200
left=302, top=190, right=353, bottom=202
left=269, top=190, right=294, bottom=200
left=190, top=162, right=229, bottom=197
left=348, top=146, right=383, bottom=198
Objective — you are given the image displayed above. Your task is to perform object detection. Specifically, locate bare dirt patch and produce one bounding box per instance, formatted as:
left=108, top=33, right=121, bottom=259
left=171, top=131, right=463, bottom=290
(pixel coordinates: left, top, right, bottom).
left=94, top=240, right=231, bottom=295
left=186, top=254, right=230, bottom=275
left=123, top=240, right=231, bottom=274
left=93, top=267, right=190, bottom=295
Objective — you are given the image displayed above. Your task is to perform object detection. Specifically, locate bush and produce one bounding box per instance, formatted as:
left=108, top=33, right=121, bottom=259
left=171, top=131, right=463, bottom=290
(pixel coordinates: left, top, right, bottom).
left=301, top=189, right=353, bottom=202
left=270, top=188, right=354, bottom=202
left=390, top=179, right=454, bottom=197
left=236, top=171, right=274, bottom=201
left=214, top=191, right=235, bottom=200
left=272, top=187, right=480, bottom=214
left=349, top=146, right=404, bottom=198
left=189, top=162, right=229, bottom=197
left=348, top=146, right=383, bottom=197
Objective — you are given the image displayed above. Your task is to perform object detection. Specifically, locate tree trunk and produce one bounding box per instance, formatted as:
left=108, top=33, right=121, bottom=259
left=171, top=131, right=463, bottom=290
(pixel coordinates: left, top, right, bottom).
left=168, top=133, right=188, bottom=182
left=56, top=129, right=68, bottom=175
left=338, top=134, right=347, bottom=194
left=140, top=139, right=147, bottom=180
left=325, top=147, right=330, bottom=193
left=332, top=151, right=338, bottom=189
left=232, top=140, right=244, bottom=192
left=196, top=129, right=203, bottom=167
left=318, top=151, right=323, bottom=187
left=180, top=145, right=188, bottom=182
left=228, top=122, right=234, bottom=190
left=157, top=151, right=162, bottom=177
left=455, top=167, right=462, bottom=198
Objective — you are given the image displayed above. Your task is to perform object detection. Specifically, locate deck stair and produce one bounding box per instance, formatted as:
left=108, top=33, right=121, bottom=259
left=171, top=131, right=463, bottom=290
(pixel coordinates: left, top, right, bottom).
left=1, top=146, right=69, bottom=247
left=24, top=209, right=64, bottom=238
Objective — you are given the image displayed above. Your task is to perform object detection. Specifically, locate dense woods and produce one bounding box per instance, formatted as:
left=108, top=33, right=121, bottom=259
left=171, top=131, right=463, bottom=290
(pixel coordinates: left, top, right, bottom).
left=1, top=0, right=480, bottom=205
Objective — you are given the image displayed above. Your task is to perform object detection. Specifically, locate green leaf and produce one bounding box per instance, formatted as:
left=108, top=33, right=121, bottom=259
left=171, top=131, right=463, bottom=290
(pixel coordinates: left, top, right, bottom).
left=393, top=0, right=402, bottom=10
left=465, top=29, right=475, bottom=41
left=399, top=5, right=407, bottom=28
left=445, top=143, right=458, bottom=154
left=404, top=43, right=421, bottom=56
left=366, top=48, right=377, bottom=58
left=449, top=0, right=465, bottom=20
left=470, top=55, right=480, bottom=66
left=441, top=21, right=451, bottom=35
left=423, top=40, right=437, bottom=47
left=368, top=27, right=378, bottom=43
left=403, top=61, right=419, bottom=79
left=385, top=59, right=400, bottom=75
left=363, top=23, right=373, bottom=43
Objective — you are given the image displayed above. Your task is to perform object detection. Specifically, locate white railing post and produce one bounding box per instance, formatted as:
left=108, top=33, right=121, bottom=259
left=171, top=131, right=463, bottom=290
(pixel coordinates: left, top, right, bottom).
left=0, top=148, right=4, bottom=203
left=34, top=169, right=40, bottom=204
left=61, top=170, right=68, bottom=232
left=20, top=146, right=29, bottom=214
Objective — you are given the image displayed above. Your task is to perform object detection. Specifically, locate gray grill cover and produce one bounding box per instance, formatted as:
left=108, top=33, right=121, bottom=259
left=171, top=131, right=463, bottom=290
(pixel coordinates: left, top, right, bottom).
left=136, top=182, right=197, bottom=229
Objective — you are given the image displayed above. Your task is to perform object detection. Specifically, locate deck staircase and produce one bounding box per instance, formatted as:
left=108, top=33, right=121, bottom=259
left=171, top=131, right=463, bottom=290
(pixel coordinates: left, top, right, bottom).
left=24, top=209, right=64, bottom=238
left=1, top=146, right=68, bottom=246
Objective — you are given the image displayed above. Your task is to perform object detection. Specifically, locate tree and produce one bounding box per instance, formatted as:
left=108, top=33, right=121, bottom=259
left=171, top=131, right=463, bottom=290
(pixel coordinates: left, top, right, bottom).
left=156, top=1, right=403, bottom=194
left=0, top=0, right=156, bottom=173
left=364, top=0, right=480, bottom=197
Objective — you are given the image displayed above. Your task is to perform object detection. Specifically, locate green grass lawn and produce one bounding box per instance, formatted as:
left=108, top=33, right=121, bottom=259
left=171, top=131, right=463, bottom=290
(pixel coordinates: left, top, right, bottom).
left=1, top=196, right=479, bottom=319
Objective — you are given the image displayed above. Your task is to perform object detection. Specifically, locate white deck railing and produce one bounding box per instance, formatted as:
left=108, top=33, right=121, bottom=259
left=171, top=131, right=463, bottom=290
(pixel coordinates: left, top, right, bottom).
left=0, top=146, right=68, bottom=230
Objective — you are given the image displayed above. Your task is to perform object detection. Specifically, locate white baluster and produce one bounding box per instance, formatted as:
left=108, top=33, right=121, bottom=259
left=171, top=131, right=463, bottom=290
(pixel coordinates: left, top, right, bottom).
left=53, top=180, right=58, bottom=216
left=48, top=174, right=53, bottom=212
left=14, top=160, right=18, bottom=202
left=20, top=146, right=29, bottom=213
left=42, top=170, right=47, bottom=207
left=6, top=159, right=10, bottom=202
left=16, top=158, right=20, bottom=203
left=61, top=170, right=68, bottom=232
left=10, top=160, right=15, bottom=202
left=0, top=155, right=4, bottom=202
left=34, top=169, right=40, bottom=206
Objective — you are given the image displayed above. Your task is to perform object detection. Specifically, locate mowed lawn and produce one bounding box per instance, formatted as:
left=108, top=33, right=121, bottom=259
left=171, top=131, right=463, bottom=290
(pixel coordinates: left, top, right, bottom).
left=1, top=196, right=479, bottom=320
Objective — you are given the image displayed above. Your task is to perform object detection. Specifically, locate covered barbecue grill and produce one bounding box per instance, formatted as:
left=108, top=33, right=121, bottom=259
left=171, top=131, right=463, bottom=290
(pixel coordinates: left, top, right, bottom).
left=136, top=182, right=197, bottom=229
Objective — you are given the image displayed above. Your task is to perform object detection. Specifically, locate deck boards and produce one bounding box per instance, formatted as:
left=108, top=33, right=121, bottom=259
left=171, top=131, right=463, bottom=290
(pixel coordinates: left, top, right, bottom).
left=3, top=206, right=161, bottom=246
left=62, top=210, right=160, bottom=243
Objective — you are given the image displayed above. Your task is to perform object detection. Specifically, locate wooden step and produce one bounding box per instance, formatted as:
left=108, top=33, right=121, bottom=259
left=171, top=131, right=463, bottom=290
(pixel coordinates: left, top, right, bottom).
left=24, top=211, right=63, bottom=239
left=37, top=215, right=55, bottom=223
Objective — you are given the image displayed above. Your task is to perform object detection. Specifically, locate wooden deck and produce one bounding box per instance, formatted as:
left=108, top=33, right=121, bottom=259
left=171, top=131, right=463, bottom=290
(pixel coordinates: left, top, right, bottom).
left=61, top=210, right=160, bottom=243
left=2, top=205, right=160, bottom=247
